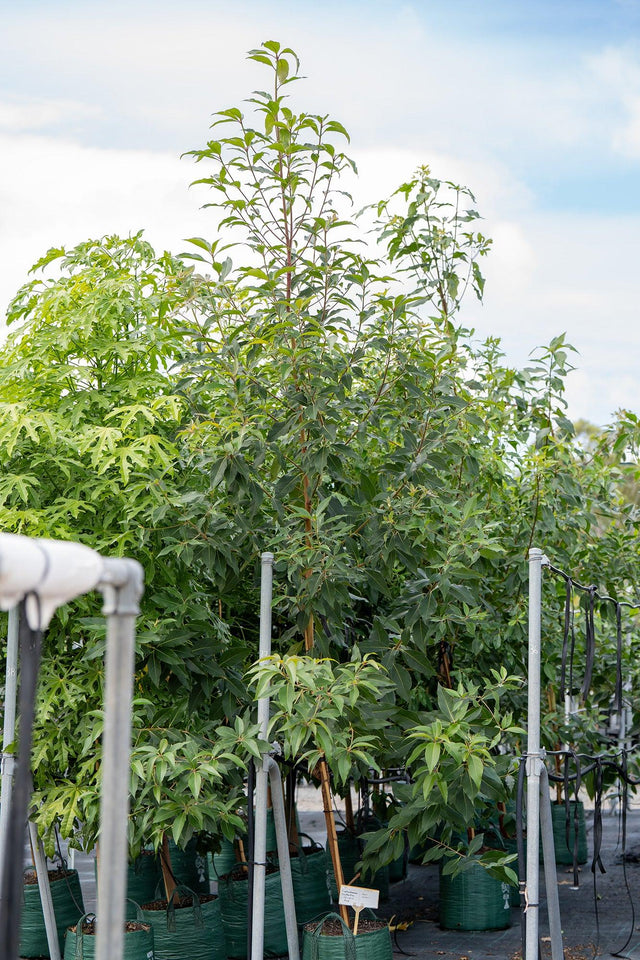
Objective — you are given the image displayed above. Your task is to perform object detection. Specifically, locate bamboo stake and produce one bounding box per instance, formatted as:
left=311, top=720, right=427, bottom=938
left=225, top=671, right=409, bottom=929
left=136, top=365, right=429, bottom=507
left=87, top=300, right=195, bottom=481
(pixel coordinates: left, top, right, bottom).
left=319, top=759, right=349, bottom=925
left=237, top=838, right=249, bottom=874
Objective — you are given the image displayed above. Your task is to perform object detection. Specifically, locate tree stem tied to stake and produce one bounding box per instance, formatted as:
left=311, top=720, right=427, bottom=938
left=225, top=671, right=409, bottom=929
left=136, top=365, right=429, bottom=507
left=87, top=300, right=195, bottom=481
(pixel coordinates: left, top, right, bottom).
left=0, top=598, right=43, bottom=960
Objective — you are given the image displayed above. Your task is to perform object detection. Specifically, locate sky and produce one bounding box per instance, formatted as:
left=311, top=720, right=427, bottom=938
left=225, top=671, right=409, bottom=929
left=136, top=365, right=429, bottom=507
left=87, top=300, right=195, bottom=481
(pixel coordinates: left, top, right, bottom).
left=1, top=0, right=640, bottom=425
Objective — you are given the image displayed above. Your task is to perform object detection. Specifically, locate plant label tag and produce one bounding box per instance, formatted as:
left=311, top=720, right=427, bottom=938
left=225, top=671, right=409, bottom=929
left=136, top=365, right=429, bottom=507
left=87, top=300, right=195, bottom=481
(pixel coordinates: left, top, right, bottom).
left=339, top=884, right=379, bottom=909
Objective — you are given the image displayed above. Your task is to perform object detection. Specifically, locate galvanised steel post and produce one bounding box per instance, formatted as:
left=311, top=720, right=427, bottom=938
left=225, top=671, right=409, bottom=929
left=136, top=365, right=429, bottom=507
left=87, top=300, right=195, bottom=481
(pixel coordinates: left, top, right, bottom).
left=251, top=552, right=274, bottom=960
left=95, top=559, right=143, bottom=960
left=525, top=547, right=543, bottom=960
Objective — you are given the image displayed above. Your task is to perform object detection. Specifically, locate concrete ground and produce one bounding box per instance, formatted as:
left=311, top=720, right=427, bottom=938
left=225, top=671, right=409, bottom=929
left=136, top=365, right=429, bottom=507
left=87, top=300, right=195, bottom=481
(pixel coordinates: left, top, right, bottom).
left=298, top=796, right=640, bottom=960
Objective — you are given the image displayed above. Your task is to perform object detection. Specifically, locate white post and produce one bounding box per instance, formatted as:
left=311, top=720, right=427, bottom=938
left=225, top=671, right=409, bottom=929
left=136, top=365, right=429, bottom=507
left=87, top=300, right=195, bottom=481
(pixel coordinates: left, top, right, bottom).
left=0, top=607, right=19, bottom=870
left=266, top=757, right=300, bottom=960
left=28, top=822, right=62, bottom=960
left=251, top=552, right=274, bottom=960
left=95, top=559, right=143, bottom=960
left=525, top=547, right=544, bottom=960
left=539, top=767, right=564, bottom=960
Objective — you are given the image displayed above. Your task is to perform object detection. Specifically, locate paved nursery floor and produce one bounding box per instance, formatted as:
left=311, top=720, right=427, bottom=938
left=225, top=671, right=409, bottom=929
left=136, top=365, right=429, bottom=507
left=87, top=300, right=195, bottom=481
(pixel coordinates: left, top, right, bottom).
left=33, top=799, right=640, bottom=960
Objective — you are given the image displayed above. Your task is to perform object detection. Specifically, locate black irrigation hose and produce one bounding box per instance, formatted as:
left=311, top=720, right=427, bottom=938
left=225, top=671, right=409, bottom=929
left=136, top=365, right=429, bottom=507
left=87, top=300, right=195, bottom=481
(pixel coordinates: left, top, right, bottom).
left=546, top=561, right=639, bottom=714
left=246, top=758, right=255, bottom=960
left=516, top=756, right=527, bottom=960
left=559, top=578, right=572, bottom=703
left=0, top=597, right=43, bottom=960
left=612, top=755, right=635, bottom=959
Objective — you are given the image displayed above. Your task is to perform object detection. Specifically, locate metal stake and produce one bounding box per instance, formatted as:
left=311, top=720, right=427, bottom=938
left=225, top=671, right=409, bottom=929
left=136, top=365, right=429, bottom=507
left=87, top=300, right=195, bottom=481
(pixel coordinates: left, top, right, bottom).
left=251, top=552, right=274, bottom=960
left=525, top=547, right=544, bottom=960
left=28, top=822, right=61, bottom=960
left=95, top=559, right=143, bottom=960
left=539, top=766, right=563, bottom=960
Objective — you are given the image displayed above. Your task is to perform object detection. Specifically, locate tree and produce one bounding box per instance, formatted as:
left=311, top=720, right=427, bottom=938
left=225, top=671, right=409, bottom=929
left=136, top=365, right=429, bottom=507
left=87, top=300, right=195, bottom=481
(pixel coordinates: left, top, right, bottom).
left=0, top=234, right=262, bottom=854
left=2, top=40, right=639, bottom=870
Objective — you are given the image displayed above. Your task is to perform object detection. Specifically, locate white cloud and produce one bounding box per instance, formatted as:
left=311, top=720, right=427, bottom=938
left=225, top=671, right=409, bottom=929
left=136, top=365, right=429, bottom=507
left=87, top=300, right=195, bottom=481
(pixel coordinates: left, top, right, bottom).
left=0, top=133, right=206, bottom=324
left=1, top=128, right=638, bottom=426
left=587, top=46, right=640, bottom=157
left=0, top=98, right=99, bottom=132
left=1, top=3, right=640, bottom=427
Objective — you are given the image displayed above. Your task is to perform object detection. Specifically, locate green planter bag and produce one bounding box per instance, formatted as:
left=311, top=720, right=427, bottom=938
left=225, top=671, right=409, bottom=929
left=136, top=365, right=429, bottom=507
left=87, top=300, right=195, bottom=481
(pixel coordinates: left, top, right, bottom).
left=550, top=800, right=588, bottom=865
left=166, top=838, right=210, bottom=895
left=20, top=867, right=85, bottom=957
left=126, top=853, right=162, bottom=918
left=327, top=831, right=389, bottom=903
left=439, top=861, right=512, bottom=931
left=302, top=912, right=392, bottom=960
left=210, top=838, right=238, bottom=880
left=218, top=865, right=288, bottom=958
left=500, top=835, right=524, bottom=908
left=288, top=839, right=331, bottom=926
left=63, top=910, right=154, bottom=960
left=140, top=886, right=224, bottom=960
left=94, top=852, right=162, bottom=920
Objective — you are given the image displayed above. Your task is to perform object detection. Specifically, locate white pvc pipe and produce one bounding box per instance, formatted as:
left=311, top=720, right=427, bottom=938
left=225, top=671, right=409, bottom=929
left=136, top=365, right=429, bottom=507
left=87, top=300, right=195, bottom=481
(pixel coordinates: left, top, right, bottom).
left=95, top=559, right=143, bottom=960
left=251, top=552, right=274, bottom=960
left=0, top=606, right=19, bottom=871
left=28, top=822, right=61, bottom=960
left=525, top=547, right=543, bottom=960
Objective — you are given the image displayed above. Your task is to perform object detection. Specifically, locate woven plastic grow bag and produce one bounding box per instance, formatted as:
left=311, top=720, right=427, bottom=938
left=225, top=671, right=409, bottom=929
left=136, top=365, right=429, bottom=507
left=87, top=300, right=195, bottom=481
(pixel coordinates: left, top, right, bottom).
left=63, top=910, right=154, bottom=960
left=327, top=831, right=389, bottom=903
left=20, top=867, right=85, bottom=957
left=166, top=838, right=210, bottom=894
left=210, top=838, right=237, bottom=881
left=439, top=861, right=512, bottom=931
left=302, top=912, right=392, bottom=960
left=126, top=852, right=162, bottom=915
left=95, top=852, right=162, bottom=920
left=355, top=814, right=394, bottom=894
left=495, top=835, right=523, bottom=908
left=140, top=886, right=225, bottom=960
left=218, top=864, right=288, bottom=959
left=550, top=800, right=588, bottom=865
left=288, top=839, right=331, bottom=926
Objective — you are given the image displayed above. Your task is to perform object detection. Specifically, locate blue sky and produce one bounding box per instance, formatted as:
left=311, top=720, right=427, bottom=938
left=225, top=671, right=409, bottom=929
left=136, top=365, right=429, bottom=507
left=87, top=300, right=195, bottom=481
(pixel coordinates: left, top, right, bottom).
left=1, top=0, right=640, bottom=423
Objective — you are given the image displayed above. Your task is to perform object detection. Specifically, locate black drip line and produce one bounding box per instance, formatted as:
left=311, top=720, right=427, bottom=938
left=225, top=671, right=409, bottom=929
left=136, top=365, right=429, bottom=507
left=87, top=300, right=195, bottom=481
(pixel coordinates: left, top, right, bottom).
left=0, top=596, right=43, bottom=960
left=517, top=747, right=640, bottom=959
left=547, top=561, right=639, bottom=715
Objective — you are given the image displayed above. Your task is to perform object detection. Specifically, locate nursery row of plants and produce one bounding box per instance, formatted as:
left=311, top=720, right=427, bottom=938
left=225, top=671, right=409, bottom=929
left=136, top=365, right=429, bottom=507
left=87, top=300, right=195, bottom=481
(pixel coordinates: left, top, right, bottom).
left=20, top=775, right=595, bottom=959
left=1, top=39, right=639, bottom=916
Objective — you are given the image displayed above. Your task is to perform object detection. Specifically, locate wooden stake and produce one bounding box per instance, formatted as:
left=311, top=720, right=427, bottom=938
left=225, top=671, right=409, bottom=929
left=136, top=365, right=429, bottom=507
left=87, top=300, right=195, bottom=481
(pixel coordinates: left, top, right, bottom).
left=161, top=834, right=177, bottom=902
left=319, top=758, right=349, bottom=926
left=236, top=838, right=249, bottom=874
left=353, top=906, right=363, bottom=936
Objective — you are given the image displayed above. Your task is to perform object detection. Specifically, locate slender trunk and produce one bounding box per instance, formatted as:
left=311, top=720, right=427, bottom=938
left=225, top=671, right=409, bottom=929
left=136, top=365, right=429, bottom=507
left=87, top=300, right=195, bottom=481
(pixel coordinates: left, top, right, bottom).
left=161, top=834, right=177, bottom=902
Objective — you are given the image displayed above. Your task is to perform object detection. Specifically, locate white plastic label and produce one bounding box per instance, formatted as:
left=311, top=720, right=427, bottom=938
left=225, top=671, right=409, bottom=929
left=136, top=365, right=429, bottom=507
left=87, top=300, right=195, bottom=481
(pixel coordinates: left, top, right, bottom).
left=338, top=884, right=379, bottom=909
